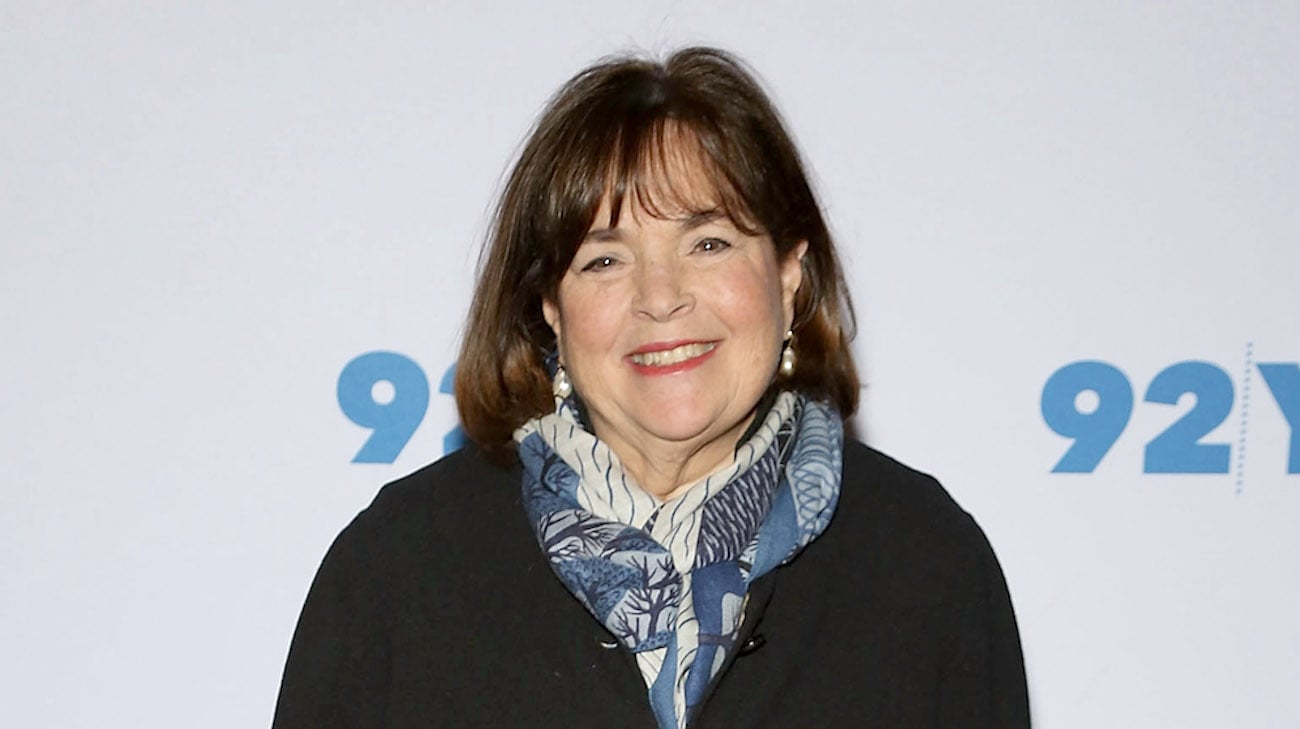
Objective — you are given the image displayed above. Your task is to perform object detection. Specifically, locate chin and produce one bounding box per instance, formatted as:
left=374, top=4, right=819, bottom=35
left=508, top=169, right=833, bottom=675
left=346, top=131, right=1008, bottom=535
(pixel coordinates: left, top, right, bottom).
left=637, top=407, right=745, bottom=446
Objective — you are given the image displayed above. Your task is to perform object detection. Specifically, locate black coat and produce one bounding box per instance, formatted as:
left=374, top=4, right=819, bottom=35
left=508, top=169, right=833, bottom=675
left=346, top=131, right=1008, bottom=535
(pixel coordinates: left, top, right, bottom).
left=273, top=440, right=1030, bottom=728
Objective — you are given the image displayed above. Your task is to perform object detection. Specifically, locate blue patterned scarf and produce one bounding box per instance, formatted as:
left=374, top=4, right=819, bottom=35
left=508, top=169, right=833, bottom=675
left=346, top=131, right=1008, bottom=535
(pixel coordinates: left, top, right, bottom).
left=514, top=391, right=843, bottom=729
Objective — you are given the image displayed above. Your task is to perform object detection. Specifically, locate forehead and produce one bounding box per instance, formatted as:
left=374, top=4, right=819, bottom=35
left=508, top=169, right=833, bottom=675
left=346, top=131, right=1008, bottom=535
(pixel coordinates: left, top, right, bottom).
left=591, top=122, right=757, bottom=233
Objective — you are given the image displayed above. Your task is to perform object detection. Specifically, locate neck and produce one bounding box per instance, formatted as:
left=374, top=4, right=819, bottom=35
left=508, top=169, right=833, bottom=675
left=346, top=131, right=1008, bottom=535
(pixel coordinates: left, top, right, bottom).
left=595, top=414, right=757, bottom=502
left=623, top=448, right=730, bottom=502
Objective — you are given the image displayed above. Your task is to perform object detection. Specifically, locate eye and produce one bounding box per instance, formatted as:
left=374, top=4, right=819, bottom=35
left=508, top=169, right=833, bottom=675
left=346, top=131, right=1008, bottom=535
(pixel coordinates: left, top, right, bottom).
left=580, top=255, right=619, bottom=272
left=694, top=237, right=732, bottom=254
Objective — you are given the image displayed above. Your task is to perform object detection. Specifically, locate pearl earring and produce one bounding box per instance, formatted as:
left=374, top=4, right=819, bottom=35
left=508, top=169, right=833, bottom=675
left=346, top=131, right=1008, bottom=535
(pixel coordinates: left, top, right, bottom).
left=553, top=363, right=573, bottom=399
left=779, top=330, right=796, bottom=376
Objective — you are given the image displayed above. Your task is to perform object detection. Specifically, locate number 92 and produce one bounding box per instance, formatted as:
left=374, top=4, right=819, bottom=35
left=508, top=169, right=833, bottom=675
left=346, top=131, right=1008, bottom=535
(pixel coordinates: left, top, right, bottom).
left=1040, top=360, right=1299, bottom=474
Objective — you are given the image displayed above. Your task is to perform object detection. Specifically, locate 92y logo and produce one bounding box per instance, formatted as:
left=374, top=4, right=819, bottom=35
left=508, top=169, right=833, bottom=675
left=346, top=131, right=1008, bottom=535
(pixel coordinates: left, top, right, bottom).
left=1041, top=357, right=1300, bottom=474
left=336, top=351, right=466, bottom=463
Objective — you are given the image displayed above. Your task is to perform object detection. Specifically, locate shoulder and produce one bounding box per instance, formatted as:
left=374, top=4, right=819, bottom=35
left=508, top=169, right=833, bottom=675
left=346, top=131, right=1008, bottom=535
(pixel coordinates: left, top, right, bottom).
left=359, top=444, right=519, bottom=523
left=839, top=439, right=977, bottom=537
left=826, top=444, right=1031, bottom=723
left=322, top=445, right=524, bottom=576
left=364, top=444, right=520, bottom=523
left=825, top=440, right=1002, bottom=603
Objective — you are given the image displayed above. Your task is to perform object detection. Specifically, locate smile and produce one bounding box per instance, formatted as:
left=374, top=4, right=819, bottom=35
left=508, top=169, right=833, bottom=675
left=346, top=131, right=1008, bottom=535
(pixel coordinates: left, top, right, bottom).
left=628, top=342, right=717, bottom=367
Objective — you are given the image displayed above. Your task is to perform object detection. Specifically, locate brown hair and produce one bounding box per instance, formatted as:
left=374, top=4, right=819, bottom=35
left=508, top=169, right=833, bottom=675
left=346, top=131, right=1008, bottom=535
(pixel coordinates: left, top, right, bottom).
left=455, top=47, right=859, bottom=456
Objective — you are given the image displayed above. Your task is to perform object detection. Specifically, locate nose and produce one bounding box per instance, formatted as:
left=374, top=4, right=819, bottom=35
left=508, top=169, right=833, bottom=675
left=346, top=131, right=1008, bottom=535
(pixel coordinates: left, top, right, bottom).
left=632, top=258, right=693, bottom=322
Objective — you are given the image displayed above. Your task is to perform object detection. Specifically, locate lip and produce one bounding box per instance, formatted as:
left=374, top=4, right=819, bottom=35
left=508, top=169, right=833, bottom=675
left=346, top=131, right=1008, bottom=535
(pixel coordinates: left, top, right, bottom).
left=625, top=339, right=719, bottom=376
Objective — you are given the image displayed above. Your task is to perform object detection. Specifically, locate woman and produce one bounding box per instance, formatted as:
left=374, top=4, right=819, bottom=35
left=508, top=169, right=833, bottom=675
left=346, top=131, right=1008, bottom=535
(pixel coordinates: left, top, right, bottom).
left=274, top=48, right=1030, bottom=728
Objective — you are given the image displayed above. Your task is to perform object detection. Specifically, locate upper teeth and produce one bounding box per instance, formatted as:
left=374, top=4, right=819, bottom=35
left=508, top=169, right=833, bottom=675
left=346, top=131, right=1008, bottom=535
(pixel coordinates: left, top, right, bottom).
left=631, top=342, right=715, bottom=366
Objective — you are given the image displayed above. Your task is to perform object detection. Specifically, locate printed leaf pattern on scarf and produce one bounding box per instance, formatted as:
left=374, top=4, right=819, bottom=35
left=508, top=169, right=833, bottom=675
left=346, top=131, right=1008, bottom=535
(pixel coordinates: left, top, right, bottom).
left=516, top=392, right=843, bottom=729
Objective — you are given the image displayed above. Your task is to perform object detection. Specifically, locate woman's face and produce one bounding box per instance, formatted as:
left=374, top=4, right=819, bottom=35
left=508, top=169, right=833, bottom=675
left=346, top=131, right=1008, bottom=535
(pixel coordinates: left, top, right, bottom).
left=542, top=165, right=804, bottom=488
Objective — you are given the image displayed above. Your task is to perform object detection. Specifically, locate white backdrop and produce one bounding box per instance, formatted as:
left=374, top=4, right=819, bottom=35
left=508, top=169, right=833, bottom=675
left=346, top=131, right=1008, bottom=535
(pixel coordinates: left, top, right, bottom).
left=3, top=2, right=1298, bottom=727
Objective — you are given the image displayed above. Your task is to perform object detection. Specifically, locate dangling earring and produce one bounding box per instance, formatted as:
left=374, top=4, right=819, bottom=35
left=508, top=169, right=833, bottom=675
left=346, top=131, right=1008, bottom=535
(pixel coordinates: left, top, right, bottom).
left=779, top=330, right=796, bottom=376
left=553, top=363, right=573, bottom=399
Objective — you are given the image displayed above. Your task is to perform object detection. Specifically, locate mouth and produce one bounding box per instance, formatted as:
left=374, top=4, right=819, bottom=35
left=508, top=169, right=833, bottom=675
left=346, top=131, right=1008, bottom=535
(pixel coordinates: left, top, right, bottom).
left=627, top=341, right=718, bottom=370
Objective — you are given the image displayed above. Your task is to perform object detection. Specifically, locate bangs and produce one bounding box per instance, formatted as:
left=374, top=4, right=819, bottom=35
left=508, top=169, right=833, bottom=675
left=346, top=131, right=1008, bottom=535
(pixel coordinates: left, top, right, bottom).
left=616, top=121, right=761, bottom=234
left=521, top=53, right=803, bottom=301
left=581, top=119, right=765, bottom=241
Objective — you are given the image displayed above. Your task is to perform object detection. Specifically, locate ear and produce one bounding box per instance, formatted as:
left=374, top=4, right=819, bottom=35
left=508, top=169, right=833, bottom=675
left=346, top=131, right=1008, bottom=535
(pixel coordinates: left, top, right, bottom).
left=542, top=297, right=562, bottom=340
left=779, top=241, right=808, bottom=330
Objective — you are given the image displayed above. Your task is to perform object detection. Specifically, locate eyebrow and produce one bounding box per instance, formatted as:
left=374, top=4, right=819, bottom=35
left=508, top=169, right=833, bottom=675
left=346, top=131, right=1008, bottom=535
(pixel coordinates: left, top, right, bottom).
left=680, top=209, right=725, bottom=230
left=582, top=209, right=726, bottom=243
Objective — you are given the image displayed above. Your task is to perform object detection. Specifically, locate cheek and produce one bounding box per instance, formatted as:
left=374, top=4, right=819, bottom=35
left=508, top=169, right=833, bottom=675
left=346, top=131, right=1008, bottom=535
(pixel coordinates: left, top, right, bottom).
left=555, top=284, right=624, bottom=365
left=717, top=269, right=787, bottom=341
